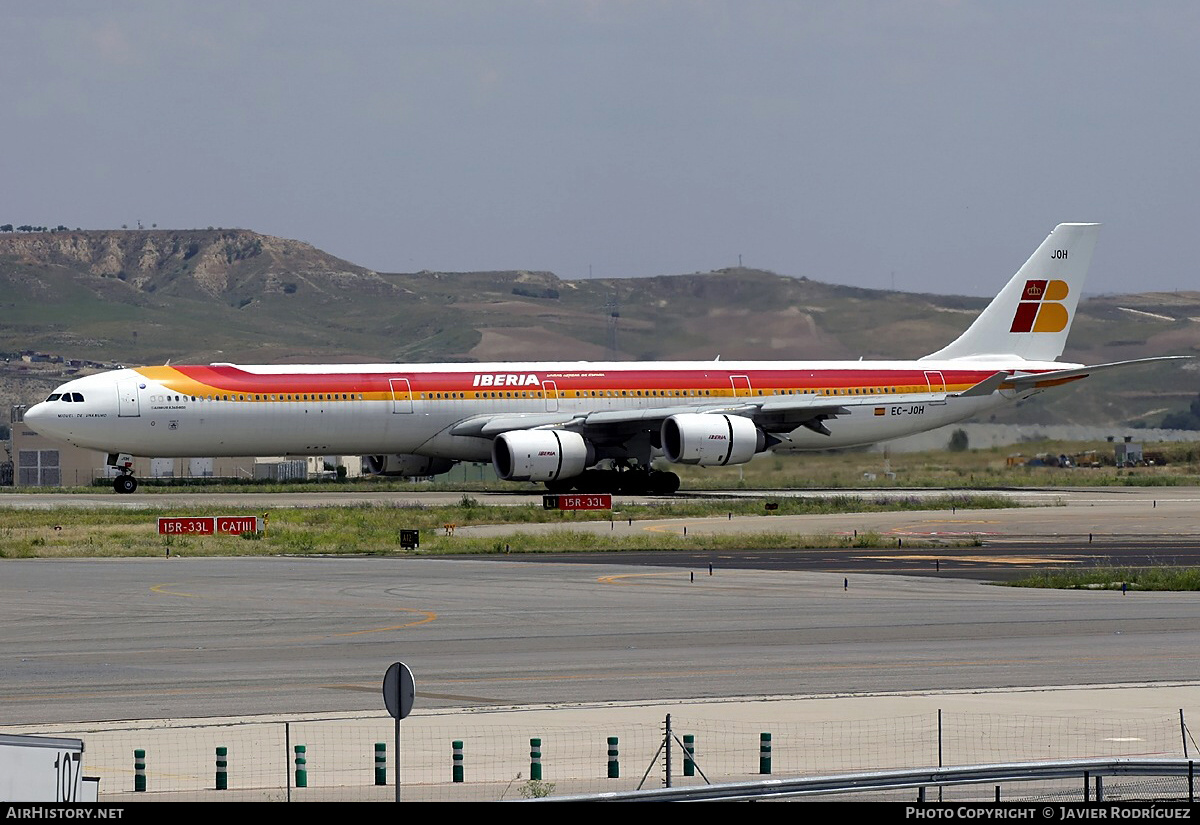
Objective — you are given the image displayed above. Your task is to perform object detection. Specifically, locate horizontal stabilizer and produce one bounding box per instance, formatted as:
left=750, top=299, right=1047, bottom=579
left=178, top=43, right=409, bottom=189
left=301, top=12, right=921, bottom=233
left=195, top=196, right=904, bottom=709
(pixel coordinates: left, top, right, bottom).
left=956, top=371, right=1009, bottom=397
left=1003, top=356, right=1192, bottom=391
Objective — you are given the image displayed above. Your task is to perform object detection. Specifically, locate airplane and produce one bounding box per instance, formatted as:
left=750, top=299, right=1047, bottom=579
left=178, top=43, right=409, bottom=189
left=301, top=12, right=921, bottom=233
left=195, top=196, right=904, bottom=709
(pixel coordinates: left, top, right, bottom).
left=22, top=223, right=1185, bottom=495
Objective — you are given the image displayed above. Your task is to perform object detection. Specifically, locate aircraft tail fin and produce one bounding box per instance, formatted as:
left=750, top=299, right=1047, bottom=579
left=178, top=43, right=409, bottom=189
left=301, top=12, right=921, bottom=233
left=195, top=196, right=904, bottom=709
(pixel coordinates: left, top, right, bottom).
left=921, top=223, right=1100, bottom=362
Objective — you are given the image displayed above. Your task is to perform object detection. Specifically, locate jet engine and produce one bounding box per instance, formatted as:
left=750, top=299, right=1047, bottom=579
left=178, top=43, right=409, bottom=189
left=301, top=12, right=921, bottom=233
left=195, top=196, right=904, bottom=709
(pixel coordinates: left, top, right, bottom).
left=661, top=413, right=766, bottom=466
left=492, top=430, right=594, bottom=482
left=365, top=454, right=456, bottom=477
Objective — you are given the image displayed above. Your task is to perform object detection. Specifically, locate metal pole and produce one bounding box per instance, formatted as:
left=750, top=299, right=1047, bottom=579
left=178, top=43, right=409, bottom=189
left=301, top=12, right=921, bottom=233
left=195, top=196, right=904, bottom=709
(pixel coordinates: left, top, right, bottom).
left=938, top=709, right=943, bottom=802
left=665, top=714, right=672, bottom=788
left=285, top=722, right=291, bottom=803
left=1182, top=709, right=1189, bottom=758
left=395, top=718, right=401, bottom=803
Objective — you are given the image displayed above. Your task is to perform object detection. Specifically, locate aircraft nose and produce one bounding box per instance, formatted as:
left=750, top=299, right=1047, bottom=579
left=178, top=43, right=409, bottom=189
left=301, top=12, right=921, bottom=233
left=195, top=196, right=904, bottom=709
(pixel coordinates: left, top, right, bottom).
left=22, top=402, right=49, bottom=432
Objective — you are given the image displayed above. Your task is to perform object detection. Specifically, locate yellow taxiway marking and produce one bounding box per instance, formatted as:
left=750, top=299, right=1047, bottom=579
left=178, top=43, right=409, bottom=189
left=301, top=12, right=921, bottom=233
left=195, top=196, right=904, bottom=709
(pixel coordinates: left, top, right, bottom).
left=150, top=582, right=202, bottom=598
left=856, top=554, right=1086, bottom=565
left=642, top=522, right=698, bottom=534
left=903, top=519, right=1001, bottom=525
left=330, top=608, right=437, bottom=635
left=598, top=572, right=687, bottom=585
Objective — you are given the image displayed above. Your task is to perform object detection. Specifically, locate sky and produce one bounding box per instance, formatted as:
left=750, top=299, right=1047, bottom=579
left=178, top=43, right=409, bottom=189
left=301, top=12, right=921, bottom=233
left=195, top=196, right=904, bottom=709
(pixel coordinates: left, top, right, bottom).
left=4, top=1, right=1198, bottom=296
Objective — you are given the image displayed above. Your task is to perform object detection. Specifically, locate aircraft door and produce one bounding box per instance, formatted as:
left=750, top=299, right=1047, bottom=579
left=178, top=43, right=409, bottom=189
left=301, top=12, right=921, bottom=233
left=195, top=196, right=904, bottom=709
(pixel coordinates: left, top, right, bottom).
left=730, top=375, right=753, bottom=397
left=389, top=378, right=413, bottom=413
left=543, top=380, right=559, bottom=412
left=924, top=371, right=946, bottom=393
left=116, top=380, right=141, bottom=418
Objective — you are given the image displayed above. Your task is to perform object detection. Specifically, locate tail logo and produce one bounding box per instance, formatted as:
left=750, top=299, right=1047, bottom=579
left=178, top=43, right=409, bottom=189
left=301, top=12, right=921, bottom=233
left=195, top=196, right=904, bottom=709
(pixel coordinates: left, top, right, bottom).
left=1010, top=279, right=1069, bottom=333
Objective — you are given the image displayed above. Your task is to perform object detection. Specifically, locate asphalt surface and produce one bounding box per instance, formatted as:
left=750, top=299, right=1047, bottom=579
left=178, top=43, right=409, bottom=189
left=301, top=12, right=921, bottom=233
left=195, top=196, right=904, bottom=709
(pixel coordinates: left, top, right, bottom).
left=2, top=486, right=1199, bottom=726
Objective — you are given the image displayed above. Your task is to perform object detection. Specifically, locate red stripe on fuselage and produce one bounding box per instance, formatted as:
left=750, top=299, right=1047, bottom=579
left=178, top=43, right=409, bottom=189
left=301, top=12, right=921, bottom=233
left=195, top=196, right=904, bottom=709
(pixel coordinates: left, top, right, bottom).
left=165, top=365, right=1015, bottom=394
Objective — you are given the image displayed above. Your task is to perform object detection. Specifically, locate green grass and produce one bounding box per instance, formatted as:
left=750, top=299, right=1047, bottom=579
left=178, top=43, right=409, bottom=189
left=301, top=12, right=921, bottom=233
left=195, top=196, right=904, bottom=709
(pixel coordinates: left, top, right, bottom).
left=1005, top=567, right=1200, bottom=591
left=670, top=439, right=1200, bottom=490
left=0, top=497, right=997, bottom=558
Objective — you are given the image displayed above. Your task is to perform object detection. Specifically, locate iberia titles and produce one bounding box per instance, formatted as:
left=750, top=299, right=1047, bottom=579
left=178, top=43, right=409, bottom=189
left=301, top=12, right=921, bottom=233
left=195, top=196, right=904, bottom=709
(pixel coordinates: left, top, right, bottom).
left=472, top=373, right=542, bottom=387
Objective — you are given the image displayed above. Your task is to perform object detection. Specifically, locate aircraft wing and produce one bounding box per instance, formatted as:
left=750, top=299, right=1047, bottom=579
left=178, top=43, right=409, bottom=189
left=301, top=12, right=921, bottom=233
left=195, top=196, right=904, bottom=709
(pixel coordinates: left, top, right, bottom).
left=450, top=391, right=946, bottom=441
left=1001, top=356, right=1192, bottom=392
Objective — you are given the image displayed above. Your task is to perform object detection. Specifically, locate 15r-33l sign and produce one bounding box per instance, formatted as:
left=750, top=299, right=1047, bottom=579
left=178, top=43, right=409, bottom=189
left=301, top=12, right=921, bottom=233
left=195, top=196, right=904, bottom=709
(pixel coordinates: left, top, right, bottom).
left=158, top=516, right=264, bottom=534
left=543, top=494, right=613, bottom=510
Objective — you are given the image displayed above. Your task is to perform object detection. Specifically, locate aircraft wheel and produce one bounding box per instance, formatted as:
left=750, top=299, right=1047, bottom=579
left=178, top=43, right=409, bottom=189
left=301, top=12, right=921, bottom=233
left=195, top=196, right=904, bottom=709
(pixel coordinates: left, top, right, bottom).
left=545, top=478, right=574, bottom=493
left=649, top=472, right=680, bottom=495
left=618, top=472, right=650, bottom=495
left=113, top=475, right=138, bottom=494
left=576, top=469, right=609, bottom=493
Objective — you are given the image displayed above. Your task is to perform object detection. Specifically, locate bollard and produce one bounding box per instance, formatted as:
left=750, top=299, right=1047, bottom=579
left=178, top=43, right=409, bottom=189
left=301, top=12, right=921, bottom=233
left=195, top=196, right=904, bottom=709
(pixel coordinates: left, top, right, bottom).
left=684, top=734, right=696, bottom=777
left=294, top=744, right=307, bottom=788
left=375, top=742, right=386, bottom=786
left=453, top=740, right=464, bottom=783
left=759, top=732, right=772, bottom=774
left=530, top=738, right=542, bottom=781
left=134, top=749, right=146, bottom=792
left=607, top=736, right=620, bottom=778
left=215, top=746, right=228, bottom=791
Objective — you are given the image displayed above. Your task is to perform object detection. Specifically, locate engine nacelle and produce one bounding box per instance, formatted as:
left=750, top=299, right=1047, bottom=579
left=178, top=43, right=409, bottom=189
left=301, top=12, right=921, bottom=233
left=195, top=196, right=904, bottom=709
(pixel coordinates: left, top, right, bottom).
left=365, top=454, right=456, bottom=477
left=661, top=413, right=766, bottom=466
left=492, top=430, right=594, bottom=482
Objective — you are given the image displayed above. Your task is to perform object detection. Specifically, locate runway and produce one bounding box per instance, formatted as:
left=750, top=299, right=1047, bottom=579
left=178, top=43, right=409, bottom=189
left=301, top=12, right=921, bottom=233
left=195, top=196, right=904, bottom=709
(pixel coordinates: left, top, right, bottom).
left=1, top=486, right=1198, bottom=727
left=3, top=552, right=1199, bottom=725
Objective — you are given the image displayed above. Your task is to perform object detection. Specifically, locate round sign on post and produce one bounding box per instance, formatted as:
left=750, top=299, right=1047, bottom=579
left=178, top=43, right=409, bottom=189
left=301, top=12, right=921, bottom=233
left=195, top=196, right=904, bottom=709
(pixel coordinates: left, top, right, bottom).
left=383, top=662, right=415, bottom=802
left=383, top=662, right=415, bottom=719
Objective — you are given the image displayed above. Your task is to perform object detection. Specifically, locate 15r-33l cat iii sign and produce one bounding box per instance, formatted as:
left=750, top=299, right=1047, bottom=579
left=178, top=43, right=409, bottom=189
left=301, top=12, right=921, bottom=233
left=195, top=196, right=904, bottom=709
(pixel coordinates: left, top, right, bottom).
left=157, top=516, right=263, bottom=534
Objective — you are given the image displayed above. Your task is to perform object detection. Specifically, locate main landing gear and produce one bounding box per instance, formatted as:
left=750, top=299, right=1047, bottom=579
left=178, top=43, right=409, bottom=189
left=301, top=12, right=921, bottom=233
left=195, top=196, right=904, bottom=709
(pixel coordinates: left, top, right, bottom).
left=106, top=453, right=139, bottom=494
left=545, top=469, right=681, bottom=496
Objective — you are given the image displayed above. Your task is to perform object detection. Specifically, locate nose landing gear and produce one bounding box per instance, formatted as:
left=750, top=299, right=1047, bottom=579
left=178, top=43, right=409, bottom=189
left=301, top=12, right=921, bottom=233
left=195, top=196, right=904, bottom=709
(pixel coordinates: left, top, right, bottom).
left=106, top=453, right=139, bottom=494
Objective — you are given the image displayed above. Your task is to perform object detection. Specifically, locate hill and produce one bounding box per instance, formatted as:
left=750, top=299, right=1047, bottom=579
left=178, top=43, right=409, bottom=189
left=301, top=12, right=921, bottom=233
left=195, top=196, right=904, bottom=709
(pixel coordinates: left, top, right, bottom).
left=1, top=228, right=1196, bottom=429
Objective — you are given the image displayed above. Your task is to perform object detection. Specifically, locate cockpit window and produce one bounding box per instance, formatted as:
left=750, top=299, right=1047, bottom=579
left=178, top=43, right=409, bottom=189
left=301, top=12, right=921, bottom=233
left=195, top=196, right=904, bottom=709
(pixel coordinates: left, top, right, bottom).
left=46, top=394, right=61, bottom=402
left=62, top=394, right=73, bottom=402
left=71, top=393, right=84, bottom=402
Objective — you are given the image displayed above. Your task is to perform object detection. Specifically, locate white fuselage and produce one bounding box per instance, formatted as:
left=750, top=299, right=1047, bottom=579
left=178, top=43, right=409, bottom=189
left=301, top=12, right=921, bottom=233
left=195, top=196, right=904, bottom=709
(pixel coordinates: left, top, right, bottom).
left=23, top=358, right=1053, bottom=462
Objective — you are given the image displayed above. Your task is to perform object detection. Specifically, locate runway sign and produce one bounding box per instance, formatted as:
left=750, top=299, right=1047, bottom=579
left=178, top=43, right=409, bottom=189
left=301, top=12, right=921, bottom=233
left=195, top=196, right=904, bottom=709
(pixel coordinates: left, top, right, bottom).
left=158, top=516, right=263, bottom=535
left=543, top=494, right=613, bottom=511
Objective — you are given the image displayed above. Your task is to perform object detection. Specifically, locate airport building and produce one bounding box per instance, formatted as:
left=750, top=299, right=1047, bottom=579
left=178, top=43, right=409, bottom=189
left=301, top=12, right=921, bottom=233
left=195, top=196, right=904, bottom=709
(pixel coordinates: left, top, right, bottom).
left=5, top=405, right=361, bottom=487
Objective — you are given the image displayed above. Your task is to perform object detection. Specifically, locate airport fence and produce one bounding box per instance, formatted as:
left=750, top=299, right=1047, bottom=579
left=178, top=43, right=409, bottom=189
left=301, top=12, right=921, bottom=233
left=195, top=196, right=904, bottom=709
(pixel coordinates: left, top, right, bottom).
left=49, top=709, right=1197, bottom=802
